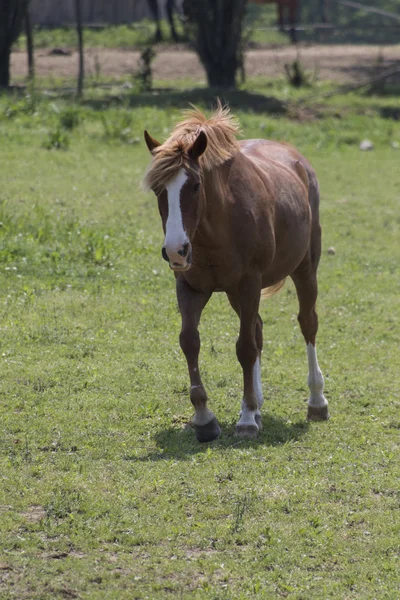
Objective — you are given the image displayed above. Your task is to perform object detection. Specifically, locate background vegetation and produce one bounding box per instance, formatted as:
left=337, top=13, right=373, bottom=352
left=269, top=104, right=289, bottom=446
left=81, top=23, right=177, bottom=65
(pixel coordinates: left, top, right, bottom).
left=11, top=0, right=400, bottom=52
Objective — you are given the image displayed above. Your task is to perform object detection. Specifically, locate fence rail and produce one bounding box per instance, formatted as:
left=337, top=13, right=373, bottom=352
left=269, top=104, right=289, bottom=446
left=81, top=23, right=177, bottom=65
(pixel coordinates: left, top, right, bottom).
left=337, top=1, right=400, bottom=22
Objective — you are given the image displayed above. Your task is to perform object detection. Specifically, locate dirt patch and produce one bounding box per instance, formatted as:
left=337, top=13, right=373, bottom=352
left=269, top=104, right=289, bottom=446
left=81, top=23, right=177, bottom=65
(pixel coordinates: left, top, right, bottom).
left=22, top=505, right=46, bottom=523
left=11, top=44, right=400, bottom=85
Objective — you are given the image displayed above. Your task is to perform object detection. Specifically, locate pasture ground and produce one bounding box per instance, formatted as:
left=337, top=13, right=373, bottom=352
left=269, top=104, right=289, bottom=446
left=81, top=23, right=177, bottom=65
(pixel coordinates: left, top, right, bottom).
left=0, top=68, right=399, bottom=598
left=10, top=43, right=400, bottom=87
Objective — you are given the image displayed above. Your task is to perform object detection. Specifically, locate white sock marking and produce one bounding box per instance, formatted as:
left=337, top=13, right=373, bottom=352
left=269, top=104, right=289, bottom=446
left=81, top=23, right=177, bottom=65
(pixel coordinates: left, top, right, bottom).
left=253, top=357, right=264, bottom=409
left=237, top=404, right=260, bottom=429
left=306, top=343, right=327, bottom=408
left=165, top=169, right=188, bottom=262
left=237, top=358, right=263, bottom=429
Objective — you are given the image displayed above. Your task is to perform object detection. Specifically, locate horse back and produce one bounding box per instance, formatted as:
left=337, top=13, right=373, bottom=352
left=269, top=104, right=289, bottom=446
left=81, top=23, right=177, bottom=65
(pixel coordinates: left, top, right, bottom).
left=238, top=138, right=319, bottom=216
left=233, top=139, right=319, bottom=284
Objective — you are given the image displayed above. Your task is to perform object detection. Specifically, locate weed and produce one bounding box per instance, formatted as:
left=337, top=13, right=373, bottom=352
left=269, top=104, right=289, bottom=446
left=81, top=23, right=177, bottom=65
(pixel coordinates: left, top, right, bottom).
left=45, top=488, right=83, bottom=520
left=83, top=230, right=114, bottom=267
left=42, top=126, right=70, bottom=150
left=100, top=111, right=139, bottom=144
left=134, top=46, right=156, bottom=92
left=284, top=58, right=312, bottom=88
left=93, top=53, right=102, bottom=82
left=59, top=105, right=82, bottom=130
left=3, top=91, right=38, bottom=119
left=230, top=493, right=252, bottom=534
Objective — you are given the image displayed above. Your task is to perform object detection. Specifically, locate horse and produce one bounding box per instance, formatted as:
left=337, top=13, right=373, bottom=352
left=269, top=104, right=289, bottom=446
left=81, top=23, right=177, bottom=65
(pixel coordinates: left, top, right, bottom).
left=147, top=0, right=298, bottom=44
left=249, top=0, right=299, bottom=43
left=143, top=103, right=329, bottom=442
left=147, top=0, right=180, bottom=42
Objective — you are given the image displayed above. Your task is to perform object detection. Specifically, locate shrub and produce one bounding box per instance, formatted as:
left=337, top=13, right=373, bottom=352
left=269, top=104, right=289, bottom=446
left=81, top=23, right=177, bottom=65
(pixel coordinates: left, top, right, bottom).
left=42, top=126, right=70, bottom=150
left=134, top=46, right=156, bottom=92
left=59, top=105, right=82, bottom=130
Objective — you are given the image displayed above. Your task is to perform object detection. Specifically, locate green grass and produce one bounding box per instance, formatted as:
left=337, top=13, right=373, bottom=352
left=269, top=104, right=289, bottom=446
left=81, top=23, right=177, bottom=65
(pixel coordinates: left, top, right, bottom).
left=14, top=21, right=177, bottom=51
left=0, top=82, right=399, bottom=599
left=13, top=11, right=286, bottom=51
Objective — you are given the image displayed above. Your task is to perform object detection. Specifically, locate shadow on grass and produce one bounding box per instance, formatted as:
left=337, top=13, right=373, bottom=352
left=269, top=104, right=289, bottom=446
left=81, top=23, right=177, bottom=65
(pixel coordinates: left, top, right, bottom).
left=1, top=85, right=287, bottom=115
left=298, top=28, right=400, bottom=46
left=128, top=413, right=309, bottom=462
left=80, top=88, right=287, bottom=115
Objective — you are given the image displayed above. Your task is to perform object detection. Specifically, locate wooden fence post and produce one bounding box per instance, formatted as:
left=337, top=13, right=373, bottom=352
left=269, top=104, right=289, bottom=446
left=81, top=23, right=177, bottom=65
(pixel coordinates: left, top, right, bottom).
left=75, top=0, right=84, bottom=97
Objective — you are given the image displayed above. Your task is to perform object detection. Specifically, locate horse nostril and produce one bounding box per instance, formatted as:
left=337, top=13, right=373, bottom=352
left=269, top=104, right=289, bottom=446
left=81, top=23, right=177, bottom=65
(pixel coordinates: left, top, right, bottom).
left=161, top=247, right=169, bottom=262
left=178, top=242, right=190, bottom=258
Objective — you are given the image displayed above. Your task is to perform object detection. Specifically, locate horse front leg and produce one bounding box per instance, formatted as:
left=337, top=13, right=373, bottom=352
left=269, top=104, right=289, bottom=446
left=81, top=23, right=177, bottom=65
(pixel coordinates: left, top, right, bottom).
left=166, top=0, right=179, bottom=42
left=176, top=278, right=220, bottom=442
left=147, top=0, right=163, bottom=42
left=234, top=274, right=262, bottom=438
left=277, top=2, right=285, bottom=32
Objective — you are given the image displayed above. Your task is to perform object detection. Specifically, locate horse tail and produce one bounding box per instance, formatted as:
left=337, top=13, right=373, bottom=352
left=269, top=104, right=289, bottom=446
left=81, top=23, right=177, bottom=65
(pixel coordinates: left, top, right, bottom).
left=261, top=278, right=286, bottom=300
left=294, top=160, right=309, bottom=190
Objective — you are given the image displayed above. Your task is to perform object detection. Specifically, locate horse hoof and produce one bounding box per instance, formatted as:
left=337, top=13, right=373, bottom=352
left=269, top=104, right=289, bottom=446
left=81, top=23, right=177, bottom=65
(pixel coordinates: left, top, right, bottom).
left=194, top=417, right=221, bottom=443
left=235, top=424, right=259, bottom=438
left=307, top=405, right=330, bottom=421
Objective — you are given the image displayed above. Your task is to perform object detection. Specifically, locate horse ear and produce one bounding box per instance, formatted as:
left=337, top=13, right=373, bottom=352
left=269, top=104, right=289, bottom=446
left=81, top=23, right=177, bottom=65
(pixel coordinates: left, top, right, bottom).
left=144, top=130, right=161, bottom=154
left=188, top=131, right=207, bottom=161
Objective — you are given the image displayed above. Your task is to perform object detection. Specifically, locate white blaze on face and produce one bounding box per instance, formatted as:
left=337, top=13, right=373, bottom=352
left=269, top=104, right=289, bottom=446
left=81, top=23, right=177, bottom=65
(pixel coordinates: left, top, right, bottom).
left=164, top=169, right=189, bottom=264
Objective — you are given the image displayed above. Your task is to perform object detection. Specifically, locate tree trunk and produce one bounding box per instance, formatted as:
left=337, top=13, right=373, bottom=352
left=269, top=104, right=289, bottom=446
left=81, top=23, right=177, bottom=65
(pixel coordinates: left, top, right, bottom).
left=184, top=0, right=247, bottom=89
left=204, top=59, right=238, bottom=88
left=75, top=0, right=84, bottom=97
left=0, top=0, right=30, bottom=88
left=0, top=47, right=11, bottom=88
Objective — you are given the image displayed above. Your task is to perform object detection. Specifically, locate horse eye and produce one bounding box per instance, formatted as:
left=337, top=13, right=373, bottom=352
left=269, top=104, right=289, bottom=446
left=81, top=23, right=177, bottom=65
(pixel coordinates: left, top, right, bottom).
left=193, top=183, right=200, bottom=192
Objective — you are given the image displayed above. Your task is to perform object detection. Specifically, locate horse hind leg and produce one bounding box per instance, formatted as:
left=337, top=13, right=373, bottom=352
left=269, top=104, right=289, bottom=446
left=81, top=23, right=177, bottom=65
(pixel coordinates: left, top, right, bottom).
left=253, top=314, right=264, bottom=428
left=228, top=276, right=263, bottom=438
left=228, top=293, right=264, bottom=417
left=291, top=261, right=329, bottom=421
left=228, top=292, right=264, bottom=429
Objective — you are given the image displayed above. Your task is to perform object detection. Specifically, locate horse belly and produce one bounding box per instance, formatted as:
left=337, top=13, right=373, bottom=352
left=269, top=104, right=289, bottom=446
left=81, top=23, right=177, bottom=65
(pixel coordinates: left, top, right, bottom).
left=261, top=194, right=311, bottom=284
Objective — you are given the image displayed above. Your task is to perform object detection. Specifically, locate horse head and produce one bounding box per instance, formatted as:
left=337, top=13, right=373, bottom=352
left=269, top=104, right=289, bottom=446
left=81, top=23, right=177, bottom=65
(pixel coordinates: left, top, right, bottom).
left=144, top=130, right=207, bottom=272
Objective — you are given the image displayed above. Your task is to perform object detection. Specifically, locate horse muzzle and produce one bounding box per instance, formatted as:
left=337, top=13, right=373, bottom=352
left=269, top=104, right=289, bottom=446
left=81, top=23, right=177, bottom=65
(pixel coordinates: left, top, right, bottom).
left=162, top=243, right=192, bottom=272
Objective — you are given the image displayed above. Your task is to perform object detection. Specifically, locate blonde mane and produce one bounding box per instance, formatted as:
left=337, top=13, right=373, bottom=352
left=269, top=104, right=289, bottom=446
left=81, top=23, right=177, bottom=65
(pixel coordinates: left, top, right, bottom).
left=143, top=102, right=241, bottom=194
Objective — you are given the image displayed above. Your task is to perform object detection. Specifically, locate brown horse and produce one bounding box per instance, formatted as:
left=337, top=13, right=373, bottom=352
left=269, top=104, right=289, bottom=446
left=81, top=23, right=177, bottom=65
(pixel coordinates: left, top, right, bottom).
left=147, top=0, right=180, bottom=42
left=143, top=103, right=329, bottom=442
left=150, top=0, right=299, bottom=44
left=249, top=0, right=299, bottom=42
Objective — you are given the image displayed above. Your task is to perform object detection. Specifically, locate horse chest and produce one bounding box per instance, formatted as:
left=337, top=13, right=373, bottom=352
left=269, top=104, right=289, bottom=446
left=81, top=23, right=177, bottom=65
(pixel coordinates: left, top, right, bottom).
left=184, top=246, right=243, bottom=293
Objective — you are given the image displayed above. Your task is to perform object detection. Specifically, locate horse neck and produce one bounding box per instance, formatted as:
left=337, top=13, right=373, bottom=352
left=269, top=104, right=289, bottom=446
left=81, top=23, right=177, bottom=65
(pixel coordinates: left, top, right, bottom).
left=195, top=164, right=229, bottom=244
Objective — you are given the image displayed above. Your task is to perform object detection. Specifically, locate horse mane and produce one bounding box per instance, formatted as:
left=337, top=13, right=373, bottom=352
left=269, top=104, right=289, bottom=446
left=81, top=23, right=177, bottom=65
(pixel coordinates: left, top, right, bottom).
left=143, top=102, right=241, bottom=194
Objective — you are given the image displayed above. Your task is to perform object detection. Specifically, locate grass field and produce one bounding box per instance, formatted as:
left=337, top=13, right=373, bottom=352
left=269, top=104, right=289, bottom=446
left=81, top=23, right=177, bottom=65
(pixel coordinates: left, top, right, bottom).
left=0, top=79, right=400, bottom=599
left=13, top=10, right=287, bottom=52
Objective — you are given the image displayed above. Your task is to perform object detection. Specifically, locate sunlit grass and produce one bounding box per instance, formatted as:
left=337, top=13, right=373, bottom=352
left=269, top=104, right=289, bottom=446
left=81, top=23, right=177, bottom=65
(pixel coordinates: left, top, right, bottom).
left=0, top=85, right=399, bottom=599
